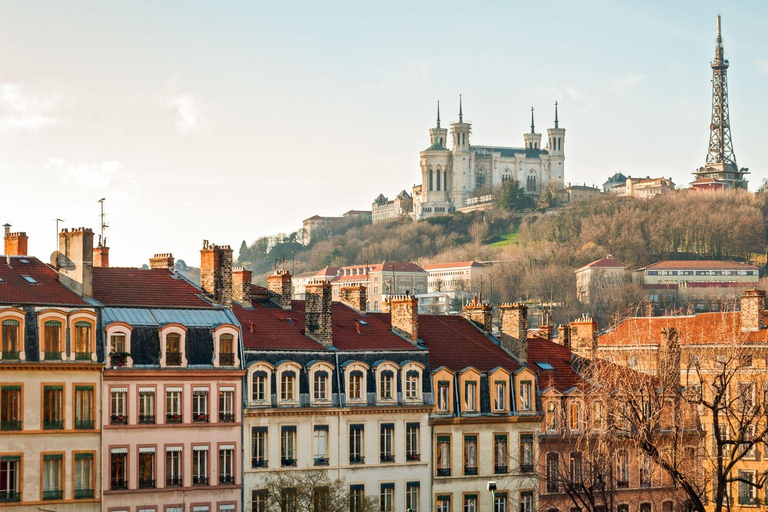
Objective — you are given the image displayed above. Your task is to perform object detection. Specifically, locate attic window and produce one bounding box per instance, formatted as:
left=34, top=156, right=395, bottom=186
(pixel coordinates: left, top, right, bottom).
left=536, top=362, right=555, bottom=371
left=0, top=277, right=4, bottom=283
left=356, top=320, right=368, bottom=326
left=18, top=259, right=28, bottom=264
left=285, top=318, right=294, bottom=324
left=21, top=275, right=37, bottom=284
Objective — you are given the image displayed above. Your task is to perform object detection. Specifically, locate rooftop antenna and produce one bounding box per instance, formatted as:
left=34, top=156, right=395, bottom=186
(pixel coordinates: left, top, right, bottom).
left=55, top=218, right=65, bottom=251
left=97, top=198, right=108, bottom=247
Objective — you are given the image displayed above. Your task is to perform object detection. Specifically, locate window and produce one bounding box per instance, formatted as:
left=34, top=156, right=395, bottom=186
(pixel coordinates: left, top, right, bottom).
left=406, top=482, right=420, bottom=512
left=43, top=385, right=63, bottom=429
left=74, top=453, right=94, bottom=499
left=314, top=486, right=331, bottom=512
left=166, top=333, right=182, bottom=366
left=494, top=492, right=508, bottom=512
left=252, top=490, right=268, bottom=512
left=44, top=321, right=62, bottom=360
left=1, top=320, right=20, bottom=360
left=1, top=386, right=22, bottom=430
left=350, top=485, right=365, bottom=512
left=349, top=371, right=363, bottom=401
left=111, top=388, right=127, bottom=424
left=464, top=495, right=478, bottom=512
left=110, top=449, right=127, bottom=490
left=281, top=426, right=297, bottom=467
left=280, top=487, right=298, bottom=512
left=219, top=334, right=235, bottom=366
left=42, top=454, right=63, bottom=500
left=110, top=333, right=127, bottom=367
left=219, top=387, right=235, bottom=422
left=73, top=321, right=92, bottom=360
left=193, top=447, right=209, bottom=485
left=380, top=424, right=394, bottom=462
left=738, top=382, right=755, bottom=412
left=569, top=401, right=582, bottom=431
left=0, top=456, right=21, bottom=502
left=314, top=425, right=329, bottom=465
left=350, top=424, right=365, bottom=463
left=616, top=451, right=629, bottom=488
left=494, top=381, right=506, bottom=411
left=252, top=427, right=268, bottom=468
left=738, top=470, right=756, bottom=504
left=640, top=454, right=652, bottom=487
left=520, top=434, right=534, bottom=472
left=380, top=370, right=394, bottom=400
left=252, top=372, right=267, bottom=402
left=465, top=381, right=477, bottom=411
left=437, top=495, right=451, bottom=512
left=519, top=492, right=533, bottom=512
left=406, top=423, right=420, bottom=461
left=546, top=453, right=559, bottom=492
left=314, top=371, right=329, bottom=402
left=570, top=452, right=582, bottom=484
left=546, top=401, right=560, bottom=432
left=380, top=483, right=394, bottom=512
left=192, top=388, right=209, bottom=422
left=436, top=436, right=451, bottom=476
left=592, top=402, right=604, bottom=430
left=138, top=389, right=155, bottom=424
left=281, top=371, right=296, bottom=401
left=219, top=446, right=235, bottom=484
left=519, top=381, right=531, bottom=411
left=74, top=386, right=94, bottom=429
left=166, top=388, right=182, bottom=423
left=494, top=434, right=508, bottom=473
left=405, top=370, right=419, bottom=400
left=437, top=381, right=450, bottom=412
left=166, top=447, right=182, bottom=486
left=464, top=435, right=477, bottom=475
left=138, top=448, right=155, bottom=488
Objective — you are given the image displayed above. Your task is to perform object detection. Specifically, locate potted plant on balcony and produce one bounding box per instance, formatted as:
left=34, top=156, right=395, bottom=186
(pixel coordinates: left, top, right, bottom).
left=109, top=351, right=130, bottom=367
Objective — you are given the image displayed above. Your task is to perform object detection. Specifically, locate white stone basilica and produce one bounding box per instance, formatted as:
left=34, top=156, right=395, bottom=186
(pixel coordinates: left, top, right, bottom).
left=414, top=97, right=565, bottom=219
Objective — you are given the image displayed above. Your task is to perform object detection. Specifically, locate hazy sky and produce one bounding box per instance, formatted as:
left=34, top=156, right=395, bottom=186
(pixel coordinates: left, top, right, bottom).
left=1, top=1, right=767, bottom=266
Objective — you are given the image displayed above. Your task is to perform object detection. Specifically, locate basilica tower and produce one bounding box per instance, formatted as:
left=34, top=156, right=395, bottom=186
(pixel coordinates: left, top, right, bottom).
left=450, top=95, right=473, bottom=207
left=547, top=102, right=566, bottom=182
left=523, top=107, right=542, bottom=150
left=418, top=101, right=451, bottom=217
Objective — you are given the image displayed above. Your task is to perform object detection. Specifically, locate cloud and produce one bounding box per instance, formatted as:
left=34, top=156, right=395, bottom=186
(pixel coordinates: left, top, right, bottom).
left=0, top=83, right=60, bottom=130
left=610, top=74, right=648, bottom=95
left=166, top=76, right=203, bottom=133
left=757, top=60, right=768, bottom=75
left=49, top=158, right=124, bottom=188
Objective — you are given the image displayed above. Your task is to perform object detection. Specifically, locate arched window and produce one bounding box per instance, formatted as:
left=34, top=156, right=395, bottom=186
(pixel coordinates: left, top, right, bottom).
left=74, top=321, right=92, bottom=360
left=379, top=370, right=394, bottom=400
left=475, top=170, right=486, bottom=188
left=527, top=174, right=537, bottom=192
left=219, top=333, right=235, bottom=366
left=373, top=301, right=379, bottom=311
left=436, top=169, right=441, bottom=191
left=2, top=319, right=20, bottom=358
left=44, top=321, right=62, bottom=360
left=166, top=333, right=182, bottom=366
left=405, top=370, right=420, bottom=400
left=443, top=170, right=447, bottom=191
left=429, top=169, right=433, bottom=191
left=252, top=371, right=268, bottom=402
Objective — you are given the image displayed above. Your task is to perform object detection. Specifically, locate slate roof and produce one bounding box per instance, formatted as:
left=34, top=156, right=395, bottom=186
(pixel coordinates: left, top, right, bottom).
left=424, top=141, right=449, bottom=151
left=0, top=256, right=88, bottom=306
left=92, top=267, right=213, bottom=308
left=234, top=301, right=419, bottom=352
left=527, top=337, right=585, bottom=392
left=103, top=307, right=238, bottom=327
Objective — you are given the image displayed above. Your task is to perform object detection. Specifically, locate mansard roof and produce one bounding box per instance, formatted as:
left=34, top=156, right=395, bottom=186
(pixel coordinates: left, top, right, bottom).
left=0, top=256, right=88, bottom=306
left=93, top=267, right=214, bottom=309
left=527, top=337, right=585, bottom=392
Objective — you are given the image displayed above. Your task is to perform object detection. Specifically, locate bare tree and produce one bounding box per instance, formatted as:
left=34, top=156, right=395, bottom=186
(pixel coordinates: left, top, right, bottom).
left=258, top=470, right=378, bottom=512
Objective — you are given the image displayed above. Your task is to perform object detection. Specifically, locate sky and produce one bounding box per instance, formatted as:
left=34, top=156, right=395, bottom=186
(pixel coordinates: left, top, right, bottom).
left=1, top=0, right=767, bottom=267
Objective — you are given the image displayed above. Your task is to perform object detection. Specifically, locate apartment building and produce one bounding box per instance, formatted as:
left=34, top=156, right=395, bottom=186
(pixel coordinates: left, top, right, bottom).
left=575, top=256, right=625, bottom=304
left=330, top=262, right=428, bottom=312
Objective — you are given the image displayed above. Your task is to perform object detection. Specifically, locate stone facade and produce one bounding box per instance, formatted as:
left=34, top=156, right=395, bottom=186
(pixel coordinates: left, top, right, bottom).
left=499, top=303, right=528, bottom=363
left=461, top=296, right=493, bottom=332
left=372, top=190, right=413, bottom=223
left=339, top=284, right=367, bottom=312
left=58, top=228, right=94, bottom=298
left=740, top=289, right=765, bottom=331
left=390, top=295, right=419, bottom=342
left=232, top=267, right=253, bottom=307
left=267, top=270, right=293, bottom=310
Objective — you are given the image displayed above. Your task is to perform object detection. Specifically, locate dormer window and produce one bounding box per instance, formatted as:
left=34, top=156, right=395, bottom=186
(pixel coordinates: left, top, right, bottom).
left=44, top=321, right=63, bottom=361
left=1, top=319, right=20, bottom=360
left=349, top=371, right=364, bottom=401
left=569, top=401, right=583, bottom=431
left=546, top=402, right=560, bottom=432
left=464, top=381, right=477, bottom=412
left=213, top=325, right=239, bottom=368
left=519, top=381, right=532, bottom=411
left=405, top=371, right=419, bottom=400
left=314, top=371, right=329, bottom=402
left=252, top=372, right=267, bottom=402
left=106, top=322, right=133, bottom=368
left=281, top=371, right=296, bottom=401
left=494, top=381, right=507, bottom=411
left=166, top=334, right=182, bottom=366
left=379, top=371, right=394, bottom=401
left=74, top=322, right=93, bottom=361
left=219, top=334, right=234, bottom=366
left=437, top=381, right=450, bottom=412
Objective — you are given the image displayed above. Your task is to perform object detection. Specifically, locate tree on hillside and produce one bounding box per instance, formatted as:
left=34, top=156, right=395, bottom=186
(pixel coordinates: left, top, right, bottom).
left=256, top=469, right=378, bottom=512
left=498, top=179, right=533, bottom=212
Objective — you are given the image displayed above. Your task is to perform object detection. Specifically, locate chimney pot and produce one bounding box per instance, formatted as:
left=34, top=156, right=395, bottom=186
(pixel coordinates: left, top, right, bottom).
left=741, top=289, right=766, bottom=332
left=150, top=253, right=175, bottom=271
left=267, top=270, right=293, bottom=310
left=4, top=227, right=28, bottom=257
left=339, top=285, right=368, bottom=312
left=232, top=267, right=254, bottom=307
left=390, top=294, right=419, bottom=343
left=58, top=227, right=94, bottom=298
left=305, top=280, right=333, bottom=346
left=462, top=295, right=493, bottom=332
left=93, top=246, right=110, bottom=268
left=498, top=303, right=528, bottom=362
left=200, top=243, right=232, bottom=306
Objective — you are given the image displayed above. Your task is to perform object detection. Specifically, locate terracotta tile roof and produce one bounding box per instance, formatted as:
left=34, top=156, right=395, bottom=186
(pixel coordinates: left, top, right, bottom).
left=421, top=261, right=485, bottom=270
left=338, top=262, right=426, bottom=274
left=598, top=310, right=768, bottom=347
left=234, top=301, right=418, bottom=352
left=250, top=284, right=268, bottom=295
left=332, top=274, right=370, bottom=283
left=92, top=267, right=213, bottom=308
left=0, top=256, right=87, bottom=306
left=527, top=337, right=586, bottom=392
left=575, top=257, right=624, bottom=272
left=639, top=260, right=757, bottom=270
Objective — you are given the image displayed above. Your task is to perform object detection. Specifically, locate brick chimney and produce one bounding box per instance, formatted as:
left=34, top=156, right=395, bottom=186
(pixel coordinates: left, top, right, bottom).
left=498, top=303, right=528, bottom=363
left=339, top=285, right=367, bottom=312
left=305, top=280, right=333, bottom=346
left=232, top=267, right=253, bottom=307
left=390, top=294, right=419, bottom=343
left=557, top=324, right=571, bottom=349
left=93, top=246, right=109, bottom=268
left=58, top=228, right=94, bottom=298
left=267, top=270, right=292, bottom=310
left=150, top=253, right=175, bottom=270
left=660, top=327, right=680, bottom=386
left=200, top=241, right=232, bottom=306
left=3, top=225, right=28, bottom=256
left=569, top=315, right=598, bottom=359
left=741, top=289, right=766, bottom=332
left=462, top=295, right=493, bottom=332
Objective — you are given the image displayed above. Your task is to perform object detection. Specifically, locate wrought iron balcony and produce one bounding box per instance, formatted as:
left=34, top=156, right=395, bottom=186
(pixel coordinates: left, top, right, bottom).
left=166, top=352, right=182, bottom=366
left=464, top=466, right=478, bottom=476
left=616, top=480, right=629, bottom=489
left=193, top=476, right=209, bottom=486
left=138, top=478, right=155, bottom=489
left=519, top=464, right=534, bottom=473
left=219, top=412, right=235, bottom=423
left=380, top=454, right=395, bottom=463
left=75, top=351, right=91, bottom=361
left=252, top=458, right=268, bottom=469
left=739, top=496, right=758, bottom=505
left=495, top=465, right=508, bottom=474
left=110, top=414, right=128, bottom=425
left=43, top=419, right=63, bottom=430
left=193, top=413, right=209, bottom=423
left=43, top=489, right=63, bottom=500
left=547, top=482, right=559, bottom=493
left=0, top=491, right=20, bottom=502
left=138, top=414, right=155, bottom=425
left=109, top=352, right=129, bottom=367
left=0, top=420, right=21, bottom=431
left=281, top=457, right=297, bottom=467
left=75, top=419, right=94, bottom=430
left=1, top=351, right=19, bottom=360
left=166, top=413, right=182, bottom=424
left=220, top=353, right=235, bottom=366
left=44, top=351, right=61, bottom=360
left=219, top=475, right=235, bottom=485
left=314, top=457, right=329, bottom=466
left=166, top=476, right=182, bottom=487
left=111, top=478, right=128, bottom=490
left=406, top=453, right=421, bottom=462
left=436, top=468, right=451, bottom=477
left=349, top=455, right=365, bottom=464
left=74, top=488, right=94, bottom=499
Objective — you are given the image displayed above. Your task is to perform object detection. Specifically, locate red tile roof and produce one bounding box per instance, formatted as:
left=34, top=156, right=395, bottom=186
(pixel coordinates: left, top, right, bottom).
left=0, top=256, right=88, bottom=306
left=92, top=267, right=213, bottom=308
left=639, top=260, right=757, bottom=270
left=250, top=284, right=268, bottom=295
left=527, top=337, right=586, bottom=392
left=338, top=262, right=426, bottom=274
left=575, top=257, right=624, bottom=272
left=421, top=261, right=485, bottom=270
left=234, top=301, right=418, bottom=351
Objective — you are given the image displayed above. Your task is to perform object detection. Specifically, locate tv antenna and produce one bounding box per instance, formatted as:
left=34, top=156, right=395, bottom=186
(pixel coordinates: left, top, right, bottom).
left=97, top=198, right=109, bottom=247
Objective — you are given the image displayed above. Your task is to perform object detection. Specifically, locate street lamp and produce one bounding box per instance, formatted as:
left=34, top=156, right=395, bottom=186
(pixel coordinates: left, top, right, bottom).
left=487, top=481, right=497, bottom=512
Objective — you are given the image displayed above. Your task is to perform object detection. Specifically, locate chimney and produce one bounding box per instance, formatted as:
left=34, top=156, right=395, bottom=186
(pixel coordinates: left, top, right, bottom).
left=93, top=246, right=110, bottom=268
left=3, top=224, right=28, bottom=256
left=58, top=228, right=94, bottom=298
left=539, top=308, right=553, bottom=341
left=660, top=327, right=680, bottom=386
left=462, top=295, right=493, bottom=332
left=267, top=270, right=292, bottom=310
left=339, top=285, right=367, bottom=312
left=200, top=241, right=233, bottom=306
left=741, top=289, right=766, bottom=332
left=556, top=324, right=571, bottom=349
left=569, top=315, right=598, bottom=359
left=305, top=280, right=333, bottom=346
left=150, top=253, right=175, bottom=270
left=232, top=267, right=253, bottom=307
left=498, top=303, right=528, bottom=363
left=390, top=294, right=419, bottom=343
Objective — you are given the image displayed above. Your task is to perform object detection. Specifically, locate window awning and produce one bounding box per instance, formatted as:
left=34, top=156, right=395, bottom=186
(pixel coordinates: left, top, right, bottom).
left=110, top=387, right=128, bottom=393
left=166, top=446, right=183, bottom=453
left=138, top=387, right=155, bottom=393
left=219, top=444, right=235, bottom=451
left=166, top=387, right=183, bottom=392
left=219, top=386, right=235, bottom=392
left=193, top=387, right=209, bottom=393
left=111, top=447, right=128, bottom=454
left=138, top=447, right=155, bottom=454
left=193, top=445, right=209, bottom=452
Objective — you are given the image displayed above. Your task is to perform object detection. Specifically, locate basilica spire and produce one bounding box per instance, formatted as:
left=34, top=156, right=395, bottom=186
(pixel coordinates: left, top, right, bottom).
left=436, top=101, right=441, bottom=128
left=554, top=101, right=559, bottom=129
left=530, top=106, right=535, bottom=134
left=459, top=94, right=463, bottom=123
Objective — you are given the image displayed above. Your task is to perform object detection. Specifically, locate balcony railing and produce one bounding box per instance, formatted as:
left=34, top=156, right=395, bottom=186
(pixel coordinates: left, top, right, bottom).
left=616, top=480, right=629, bottom=489
left=166, top=352, right=182, bottom=366
left=1, top=351, right=19, bottom=360
left=464, top=466, right=478, bottom=476
left=380, top=454, right=395, bottom=463
left=314, top=457, right=329, bottom=466
left=166, top=414, right=182, bottom=424
left=110, top=414, right=128, bottom=425
left=44, top=351, right=61, bottom=360
left=495, top=464, right=508, bottom=474
left=74, top=488, right=94, bottom=499
left=75, top=419, right=94, bottom=430
left=166, top=476, right=182, bottom=487
left=219, top=475, right=235, bottom=485
left=1, top=420, right=22, bottom=431
left=220, top=353, right=235, bottom=366
left=75, top=351, right=91, bottom=361
left=193, top=413, right=209, bottom=423
left=111, top=478, right=128, bottom=490
left=138, top=478, right=155, bottom=489
left=739, top=496, right=758, bottom=506
left=138, top=414, right=155, bottom=425
left=281, top=458, right=297, bottom=467
left=349, top=455, right=365, bottom=464
left=0, top=491, right=20, bottom=502
left=109, top=353, right=128, bottom=367
left=252, top=458, right=268, bottom=469
left=520, top=464, right=534, bottom=473
left=436, top=468, right=451, bottom=477
left=219, top=412, right=234, bottom=423
left=406, top=453, right=421, bottom=462
left=43, top=489, right=63, bottom=500
left=193, top=476, right=209, bottom=486
left=43, top=419, right=64, bottom=430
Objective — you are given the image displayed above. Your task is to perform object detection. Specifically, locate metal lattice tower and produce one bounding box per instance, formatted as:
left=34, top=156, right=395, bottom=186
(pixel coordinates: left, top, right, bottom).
left=706, top=15, right=736, bottom=169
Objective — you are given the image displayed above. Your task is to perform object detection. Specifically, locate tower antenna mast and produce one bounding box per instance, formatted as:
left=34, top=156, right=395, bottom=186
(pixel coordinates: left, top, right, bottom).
left=97, top=198, right=109, bottom=247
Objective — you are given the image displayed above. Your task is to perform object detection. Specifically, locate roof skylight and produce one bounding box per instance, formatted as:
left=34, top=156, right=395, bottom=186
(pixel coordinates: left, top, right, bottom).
left=22, top=275, right=37, bottom=284
left=536, top=362, right=555, bottom=371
